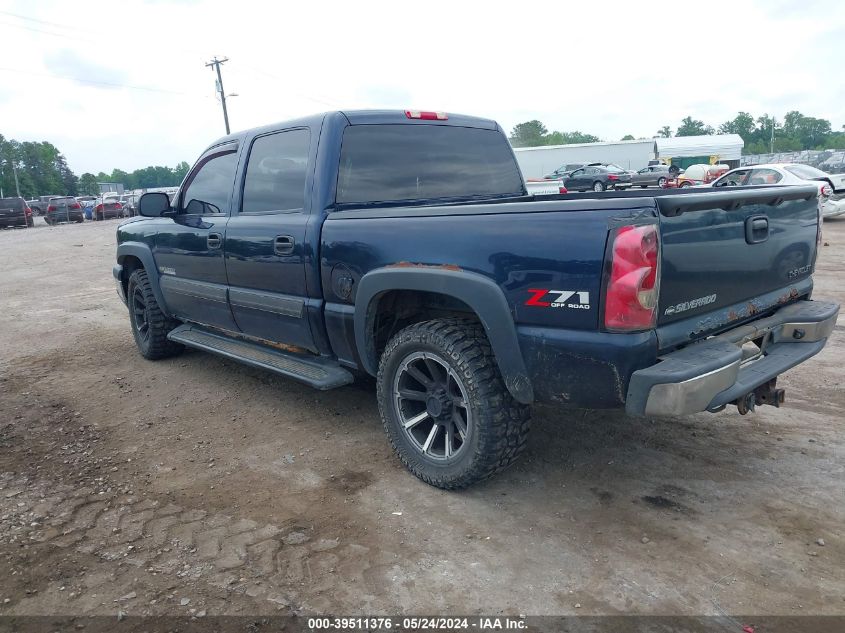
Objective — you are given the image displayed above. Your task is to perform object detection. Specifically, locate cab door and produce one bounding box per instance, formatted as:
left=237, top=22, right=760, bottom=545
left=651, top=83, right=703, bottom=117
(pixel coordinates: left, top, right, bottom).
left=566, top=168, right=586, bottom=190
left=153, top=145, right=240, bottom=332
left=223, top=128, right=317, bottom=351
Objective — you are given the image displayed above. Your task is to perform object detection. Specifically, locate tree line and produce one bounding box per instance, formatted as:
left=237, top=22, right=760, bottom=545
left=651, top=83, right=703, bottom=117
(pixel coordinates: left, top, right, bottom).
left=510, top=110, right=845, bottom=154
left=0, top=132, right=190, bottom=199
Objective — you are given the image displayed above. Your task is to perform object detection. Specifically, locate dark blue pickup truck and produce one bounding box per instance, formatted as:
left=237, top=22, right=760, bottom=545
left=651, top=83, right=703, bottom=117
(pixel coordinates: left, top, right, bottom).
left=114, top=109, right=839, bottom=489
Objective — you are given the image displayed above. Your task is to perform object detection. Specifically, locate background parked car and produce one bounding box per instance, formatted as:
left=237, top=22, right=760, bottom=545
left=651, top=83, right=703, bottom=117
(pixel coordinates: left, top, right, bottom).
left=0, top=197, right=34, bottom=228
left=544, top=162, right=587, bottom=180
left=44, top=197, right=84, bottom=224
left=710, top=163, right=845, bottom=218
left=93, top=195, right=125, bottom=220
left=631, top=164, right=672, bottom=188
left=563, top=163, right=633, bottom=192
left=26, top=195, right=59, bottom=216
left=118, top=194, right=137, bottom=216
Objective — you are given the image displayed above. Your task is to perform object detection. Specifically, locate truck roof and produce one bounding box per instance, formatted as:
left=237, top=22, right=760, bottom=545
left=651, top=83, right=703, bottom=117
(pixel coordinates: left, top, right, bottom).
left=207, top=109, right=500, bottom=149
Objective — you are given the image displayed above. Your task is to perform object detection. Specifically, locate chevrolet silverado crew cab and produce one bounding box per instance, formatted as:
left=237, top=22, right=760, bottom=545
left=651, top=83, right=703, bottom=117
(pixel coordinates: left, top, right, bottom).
left=114, top=109, right=839, bottom=489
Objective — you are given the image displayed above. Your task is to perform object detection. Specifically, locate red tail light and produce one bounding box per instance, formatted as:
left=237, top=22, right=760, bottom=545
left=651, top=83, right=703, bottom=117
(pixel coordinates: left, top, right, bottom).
left=604, top=225, right=660, bottom=331
left=47, top=205, right=56, bottom=211
left=405, top=110, right=448, bottom=120
left=70, top=202, right=81, bottom=209
left=820, top=184, right=832, bottom=197
left=95, top=204, right=102, bottom=212
left=115, top=203, right=123, bottom=210
left=559, top=186, right=568, bottom=194
left=24, top=207, right=32, bottom=215
left=607, top=174, right=619, bottom=181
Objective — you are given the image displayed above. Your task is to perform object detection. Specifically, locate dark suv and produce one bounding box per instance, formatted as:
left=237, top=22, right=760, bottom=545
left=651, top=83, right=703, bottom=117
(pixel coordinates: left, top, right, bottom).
left=44, top=197, right=84, bottom=224
left=563, top=163, right=633, bottom=192
left=0, top=197, right=34, bottom=228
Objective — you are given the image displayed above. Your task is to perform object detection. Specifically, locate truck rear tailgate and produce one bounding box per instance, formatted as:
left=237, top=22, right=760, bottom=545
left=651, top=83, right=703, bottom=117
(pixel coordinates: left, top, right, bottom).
left=655, top=185, right=820, bottom=346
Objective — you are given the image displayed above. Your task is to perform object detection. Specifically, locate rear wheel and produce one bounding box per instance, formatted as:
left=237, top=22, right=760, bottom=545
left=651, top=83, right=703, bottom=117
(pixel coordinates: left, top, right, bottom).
left=377, top=318, right=530, bottom=489
left=127, top=268, right=184, bottom=360
left=593, top=181, right=605, bottom=192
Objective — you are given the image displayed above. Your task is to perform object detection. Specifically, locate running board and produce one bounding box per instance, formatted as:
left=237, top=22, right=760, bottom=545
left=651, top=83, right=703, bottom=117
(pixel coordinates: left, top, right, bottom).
left=167, top=325, right=354, bottom=390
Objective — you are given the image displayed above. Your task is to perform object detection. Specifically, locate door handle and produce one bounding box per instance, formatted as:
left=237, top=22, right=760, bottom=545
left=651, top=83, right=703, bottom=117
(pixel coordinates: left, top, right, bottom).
left=745, top=216, right=769, bottom=244
left=274, top=235, right=295, bottom=256
left=207, top=232, right=222, bottom=249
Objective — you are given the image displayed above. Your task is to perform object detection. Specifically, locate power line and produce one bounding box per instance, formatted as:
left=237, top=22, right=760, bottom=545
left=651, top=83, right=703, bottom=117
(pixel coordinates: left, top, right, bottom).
left=206, top=56, right=231, bottom=134
left=0, top=10, right=208, bottom=56
left=0, top=66, right=213, bottom=98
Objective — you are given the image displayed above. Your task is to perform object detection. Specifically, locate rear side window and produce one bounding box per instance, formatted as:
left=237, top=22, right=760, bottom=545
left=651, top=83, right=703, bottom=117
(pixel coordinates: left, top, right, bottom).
left=748, top=168, right=783, bottom=185
left=182, top=151, right=238, bottom=215
left=242, top=129, right=310, bottom=213
left=336, top=125, right=524, bottom=205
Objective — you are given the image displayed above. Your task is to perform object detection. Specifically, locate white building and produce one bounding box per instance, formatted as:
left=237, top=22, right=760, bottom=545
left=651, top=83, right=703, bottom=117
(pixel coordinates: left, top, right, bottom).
left=513, top=139, right=654, bottom=179
left=513, top=134, right=744, bottom=179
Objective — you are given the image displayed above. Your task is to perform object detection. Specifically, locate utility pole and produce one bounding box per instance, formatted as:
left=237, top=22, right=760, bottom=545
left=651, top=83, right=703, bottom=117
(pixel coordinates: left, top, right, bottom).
left=12, top=161, right=21, bottom=198
left=770, top=116, right=776, bottom=154
left=206, top=56, right=231, bottom=134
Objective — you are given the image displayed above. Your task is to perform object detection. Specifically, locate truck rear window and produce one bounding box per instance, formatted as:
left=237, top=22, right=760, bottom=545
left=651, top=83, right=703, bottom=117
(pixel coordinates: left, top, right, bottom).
left=336, top=124, right=524, bottom=205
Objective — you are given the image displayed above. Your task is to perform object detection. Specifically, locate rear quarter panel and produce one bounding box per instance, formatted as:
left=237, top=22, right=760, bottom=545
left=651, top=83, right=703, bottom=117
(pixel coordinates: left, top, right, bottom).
left=321, top=203, right=656, bottom=331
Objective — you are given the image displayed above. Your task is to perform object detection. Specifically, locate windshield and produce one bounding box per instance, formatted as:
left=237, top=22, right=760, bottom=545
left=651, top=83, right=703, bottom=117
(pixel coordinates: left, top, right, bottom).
left=784, top=164, right=828, bottom=180
left=336, top=124, right=524, bottom=205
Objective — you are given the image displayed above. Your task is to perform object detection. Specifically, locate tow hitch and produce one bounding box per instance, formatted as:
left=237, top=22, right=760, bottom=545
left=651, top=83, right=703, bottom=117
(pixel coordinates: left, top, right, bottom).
left=734, top=379, right=785, bottom=415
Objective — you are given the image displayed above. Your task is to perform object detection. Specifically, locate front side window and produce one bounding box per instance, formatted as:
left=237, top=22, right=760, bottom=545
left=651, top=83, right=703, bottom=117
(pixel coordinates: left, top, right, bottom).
left=336, top=124, right=523, bottom=205
left=242, top=129, right=310, bottom=213
left=714, top=169, right=750, bottom=187
left=182, top=151, right=238, bottom=215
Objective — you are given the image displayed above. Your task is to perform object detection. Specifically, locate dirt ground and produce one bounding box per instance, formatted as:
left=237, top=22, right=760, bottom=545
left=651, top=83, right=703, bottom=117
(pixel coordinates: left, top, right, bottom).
left=0, top=216, right=843, bottom=619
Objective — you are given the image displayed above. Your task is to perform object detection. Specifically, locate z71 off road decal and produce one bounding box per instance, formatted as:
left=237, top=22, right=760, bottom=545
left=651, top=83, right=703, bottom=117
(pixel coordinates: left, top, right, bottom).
left=525, top=289, right=591, bottom=310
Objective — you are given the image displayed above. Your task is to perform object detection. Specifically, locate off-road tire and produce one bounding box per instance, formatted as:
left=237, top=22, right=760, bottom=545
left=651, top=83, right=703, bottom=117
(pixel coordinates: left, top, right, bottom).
left=127, top=268, right=184, bottom=360
left=377, top=318, right=530, bottom=489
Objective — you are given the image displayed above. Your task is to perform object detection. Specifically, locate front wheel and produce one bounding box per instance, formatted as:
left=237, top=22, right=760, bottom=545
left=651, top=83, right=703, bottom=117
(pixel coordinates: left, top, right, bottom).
left=657, top=177, right=667, bottom=187
left=593, top=181, right=605, bottom=192
left=680, top=182, right=692, bottom=188
left=127, top=268, right=184, bottom=360
left=377, top=319, right=530, bottom=489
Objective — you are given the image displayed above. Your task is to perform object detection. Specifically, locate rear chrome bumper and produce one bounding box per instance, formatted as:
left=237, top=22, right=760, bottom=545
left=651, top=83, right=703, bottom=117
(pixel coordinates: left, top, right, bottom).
left=626, top=300, right=839, bottom=416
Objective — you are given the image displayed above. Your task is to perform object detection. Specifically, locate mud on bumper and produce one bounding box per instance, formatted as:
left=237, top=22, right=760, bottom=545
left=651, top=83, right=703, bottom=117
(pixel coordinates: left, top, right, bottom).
left=626, top=300, right=840, bottom=416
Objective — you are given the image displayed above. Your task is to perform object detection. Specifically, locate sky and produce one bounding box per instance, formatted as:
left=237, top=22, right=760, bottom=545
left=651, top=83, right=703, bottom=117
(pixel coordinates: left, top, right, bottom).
left=1, top=0, right=844, bottom=175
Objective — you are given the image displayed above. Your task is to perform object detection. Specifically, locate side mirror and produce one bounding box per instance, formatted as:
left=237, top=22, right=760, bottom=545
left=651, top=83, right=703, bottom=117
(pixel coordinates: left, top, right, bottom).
left=139, top=192, right=171, bottom=217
